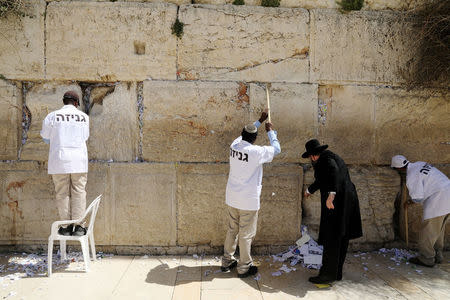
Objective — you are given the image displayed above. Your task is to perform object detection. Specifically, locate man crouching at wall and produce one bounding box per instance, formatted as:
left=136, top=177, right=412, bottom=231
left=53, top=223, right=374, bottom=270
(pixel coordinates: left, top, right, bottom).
left=221, top=109, right=281, bottom=278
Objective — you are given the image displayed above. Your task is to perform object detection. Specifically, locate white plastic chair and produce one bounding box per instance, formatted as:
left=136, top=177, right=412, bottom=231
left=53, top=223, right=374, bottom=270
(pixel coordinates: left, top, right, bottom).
left=47, top=195, right=102, bottom=276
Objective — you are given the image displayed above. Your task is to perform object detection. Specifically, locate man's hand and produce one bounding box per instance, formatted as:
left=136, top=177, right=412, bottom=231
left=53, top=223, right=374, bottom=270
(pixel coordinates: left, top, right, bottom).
left=326, top=193, right=335, bottom=209
left=303, top=189, right=311, bottom=198
left=403, top=199, right=414, bottom=209
left=265, top=122, right=273, bottom=132
left=259, top=108, right=269, bottom=123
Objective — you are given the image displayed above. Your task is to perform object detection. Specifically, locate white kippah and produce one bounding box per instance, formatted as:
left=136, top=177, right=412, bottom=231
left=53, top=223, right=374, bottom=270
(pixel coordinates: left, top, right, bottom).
left=244, top=124, right=257, bottom=134
left=391, top=155, right=409, bottom=168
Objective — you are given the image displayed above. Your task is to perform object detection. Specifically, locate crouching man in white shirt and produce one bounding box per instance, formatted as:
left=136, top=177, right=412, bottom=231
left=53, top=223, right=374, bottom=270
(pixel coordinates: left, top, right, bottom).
left=221, top=109, right=281, bottom=278
left=40, top=91, right=90, bottom=236
left=391, top=155, right=450, bottom=267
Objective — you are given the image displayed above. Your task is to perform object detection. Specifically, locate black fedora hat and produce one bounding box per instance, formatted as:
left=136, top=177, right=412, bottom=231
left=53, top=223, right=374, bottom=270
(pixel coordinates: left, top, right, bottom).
left=302, top=139, right=328, bottom=158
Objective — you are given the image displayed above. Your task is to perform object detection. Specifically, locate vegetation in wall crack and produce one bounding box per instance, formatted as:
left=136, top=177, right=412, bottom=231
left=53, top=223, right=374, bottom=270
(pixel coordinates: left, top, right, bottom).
left=0, top=0, right=30, bottom=18
left=171, top=18, right=184, bottom=39
left=336, top=0, right=364, bottom=11
left=261, top=0, right=280, bottom=8
left=401, top=0, right=450, bottom=89
left=233, top=0, right=245, bottom=5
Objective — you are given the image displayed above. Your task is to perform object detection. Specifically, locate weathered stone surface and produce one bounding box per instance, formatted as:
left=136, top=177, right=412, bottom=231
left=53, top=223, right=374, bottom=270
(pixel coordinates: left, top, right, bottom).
left=88, top=83, right=139, bottom=162
left=20, top=83, right=82, bottom=161
left=0, top=80, right=21, bottom=160
left=0, top=0, right=45, bottom=80
left=109, top=163, right=177, bottom=246
left=310, top=9, right=416, bottom=85
left=250, top=83, right=318, bottom=163
left=374, top=88, right=450, bottom=165
left=178, top=5, right=309, bottom=82
left=0, top=161, right=56, bottom=243
left=46, top=2, right=177, bottom=81
left=194, top=0, right=336, bottom=9
left=142, top=81, right=251, bottom=162
left=318, top=85, right=376, bottom=164
left=52, top=0, right=190, bottom=4
left=177, top=163, right=302, bottom=246
left=303, top=166, right=400, bottom=244
left=364, top=0, right=426, bottom=10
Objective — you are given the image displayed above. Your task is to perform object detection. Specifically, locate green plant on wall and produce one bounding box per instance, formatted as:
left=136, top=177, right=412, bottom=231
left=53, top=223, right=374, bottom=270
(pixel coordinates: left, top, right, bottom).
left=0, top=0, right=28, bottom=18
left=233, top=0, right=245, bottom=5
left=261, top=0, right=280, bottom=8
left=171, top=18, right=184, bottom=39
left=337, top=0, right=364, bottom=11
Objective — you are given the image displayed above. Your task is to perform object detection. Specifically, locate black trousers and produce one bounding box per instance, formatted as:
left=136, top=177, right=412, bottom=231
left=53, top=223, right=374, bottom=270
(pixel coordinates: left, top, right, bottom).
left=319, top=236, right=349, bottom=280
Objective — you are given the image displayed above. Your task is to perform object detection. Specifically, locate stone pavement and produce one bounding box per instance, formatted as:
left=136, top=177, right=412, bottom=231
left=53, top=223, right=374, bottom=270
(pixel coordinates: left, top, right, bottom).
left=0, top=251, right=449, bottom=300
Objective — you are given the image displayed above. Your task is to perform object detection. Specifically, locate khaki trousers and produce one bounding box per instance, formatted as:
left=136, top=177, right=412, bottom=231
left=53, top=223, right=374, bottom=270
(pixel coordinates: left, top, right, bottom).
left=222, top=205, right=258, bottom=274
left=418, top=213, right=449, bottom=265
left=52, top=173, right=88, bottom=222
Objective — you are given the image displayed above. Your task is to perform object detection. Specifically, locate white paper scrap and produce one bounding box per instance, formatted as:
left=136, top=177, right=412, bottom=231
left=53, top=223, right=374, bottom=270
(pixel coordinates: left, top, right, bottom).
left=304, top=255, right=322, bottom=265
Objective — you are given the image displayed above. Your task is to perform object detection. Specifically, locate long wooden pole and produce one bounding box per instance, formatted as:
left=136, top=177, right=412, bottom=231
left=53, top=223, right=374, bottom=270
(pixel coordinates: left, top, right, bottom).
left=266, top=84, right=271, bottom=123
left=402, top=180, right=409, bottom=247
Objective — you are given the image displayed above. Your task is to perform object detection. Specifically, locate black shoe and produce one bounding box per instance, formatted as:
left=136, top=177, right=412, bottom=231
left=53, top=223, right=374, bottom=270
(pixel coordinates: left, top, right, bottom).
left=72, top=225, right=87, bottom=236
left=58, top=224, right=73, bottom=236
left=409, top=257, right=434, bottom=268
left=308, top=276, right=335, bottom=284
left=336, top=274, right=342, bottom=281
left=221, top=261, right=237, bottom=272
left=237, top=266, right=258, bottom=278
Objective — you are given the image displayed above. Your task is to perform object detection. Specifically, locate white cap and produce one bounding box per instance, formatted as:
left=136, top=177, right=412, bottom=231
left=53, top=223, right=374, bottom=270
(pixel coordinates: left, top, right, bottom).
left=244, top=124, right=257, bottom=134
left=391, top=155, right=409, bottom=168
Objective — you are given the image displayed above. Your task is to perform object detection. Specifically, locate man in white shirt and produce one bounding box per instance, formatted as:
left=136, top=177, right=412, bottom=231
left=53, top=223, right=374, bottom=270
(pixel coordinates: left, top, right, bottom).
left=41, top=91, right=90, bottom=236
left=391, top=155, right=450, bottom=267
left=221, top=109, right=281, bottom=278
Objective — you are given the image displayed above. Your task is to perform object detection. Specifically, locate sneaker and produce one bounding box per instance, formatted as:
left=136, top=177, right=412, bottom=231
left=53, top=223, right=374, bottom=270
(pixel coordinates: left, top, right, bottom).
left=72, top=225, right=87, bottom=236
left=237, top=266, right=258, bottom=278
left=221, top=261, right=237, bottom=272
left=409, top=257, right=434, bottom=268
left=58, top=224, right=73, bottom=236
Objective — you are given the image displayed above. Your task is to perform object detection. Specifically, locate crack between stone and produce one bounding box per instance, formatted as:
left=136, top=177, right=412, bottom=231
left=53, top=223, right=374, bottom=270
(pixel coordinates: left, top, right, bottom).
left=43, top=2, right=48, bottom=79
left=17, top=82, right=32, bottom=161
left=137, top=82, right=144, bottom=162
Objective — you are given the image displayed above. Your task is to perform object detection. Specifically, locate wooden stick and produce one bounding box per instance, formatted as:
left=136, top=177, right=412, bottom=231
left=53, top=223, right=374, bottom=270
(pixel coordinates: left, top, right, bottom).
left=266, top=84, right=271, bottom=123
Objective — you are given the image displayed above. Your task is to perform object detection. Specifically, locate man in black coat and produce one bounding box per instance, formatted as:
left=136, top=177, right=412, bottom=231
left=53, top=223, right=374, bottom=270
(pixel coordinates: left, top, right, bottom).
left=302, top=139, right=363, bottom=284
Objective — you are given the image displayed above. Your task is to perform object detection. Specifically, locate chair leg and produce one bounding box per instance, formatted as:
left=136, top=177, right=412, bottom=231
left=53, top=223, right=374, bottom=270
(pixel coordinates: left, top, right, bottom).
left=89, top=233, right=96, bottom=261
left=47, top=239, right=53, bottom=277
left=80, top=238, right=90, bottom=272
left=60, top=240, right=67, bottom=261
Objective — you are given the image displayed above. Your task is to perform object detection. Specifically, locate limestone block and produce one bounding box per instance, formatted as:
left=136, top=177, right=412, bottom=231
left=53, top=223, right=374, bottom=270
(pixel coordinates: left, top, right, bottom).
left=20, top=83, right=82, bottom=161
left=56, top=0, right=190, bottom=4
left=0, top=80, right=21, bottom=160
left=142, top=81, right=251, bottom=162
left=317, top=85, right=376, bottom=164
left=374, top=88, right=450, bottom=165
left=310, top=9, right=416, bottom=85
left=177, top=163, right=302, bottom=246
left=250, top=83, right=318, bottom=163
left=364, top=0, right=427, bottom=10
left=46, top=2, right=177, bottom=81
left=109, top=163, right=177, bottom=246
left=193, top=0, right=337, bottom=9
left=302, top=166, right=400, bottom=244
left=88, top=83, right=139, bottom=162
left=0, top=0, right=45, bottom=80
left=0, top=161, right=56, bottom=243
left=178, top=5, right=309, bottom=82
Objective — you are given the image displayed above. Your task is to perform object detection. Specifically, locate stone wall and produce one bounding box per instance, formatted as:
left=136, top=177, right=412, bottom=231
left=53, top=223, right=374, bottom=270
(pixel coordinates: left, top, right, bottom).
left=0, top=1, right=449, bottom=254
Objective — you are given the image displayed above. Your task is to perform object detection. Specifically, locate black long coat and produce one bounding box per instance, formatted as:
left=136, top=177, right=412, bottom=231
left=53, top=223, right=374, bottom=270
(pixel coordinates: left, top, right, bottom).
left=308, top=150, right=363, bottom=245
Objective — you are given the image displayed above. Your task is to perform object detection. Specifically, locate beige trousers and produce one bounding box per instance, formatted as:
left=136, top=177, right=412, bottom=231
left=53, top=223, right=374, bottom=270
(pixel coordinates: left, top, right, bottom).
left=418, top=213, right=449, bottom=265
left=222, top=205, right=258, bottom=274
left=52, top=173, right=88, bottom=222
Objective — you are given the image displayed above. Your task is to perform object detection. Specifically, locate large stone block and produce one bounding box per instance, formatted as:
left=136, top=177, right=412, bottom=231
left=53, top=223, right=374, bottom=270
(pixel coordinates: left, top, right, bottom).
left=20, top=83, right=82, bottom=161
left=302, top=166, right=400, bottom=244
left=374, top=88, right=450, bottom=165
left=317, top=85, right=376, bottom=164
left=177, top=163, right=302, bottom=246
left=109, top=163, right=177, bottom=246
left=142, top=81, right=251, bottom=162
left=178, top=5, right=309, bottom=82
left=0, top=0, right=45, bottom=80
left=46, top=2, right=177, bottom=81
left=310, top=9, right=416, bottom=85
left=87, top=83, right=139, bottom=162
left=194, top=0, right=336, bottom=9
left=0, top=161, right=56, bottom=243
left=0, top=80, right=21, bottom=160
left=250, top=83, right=318, bottom=163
